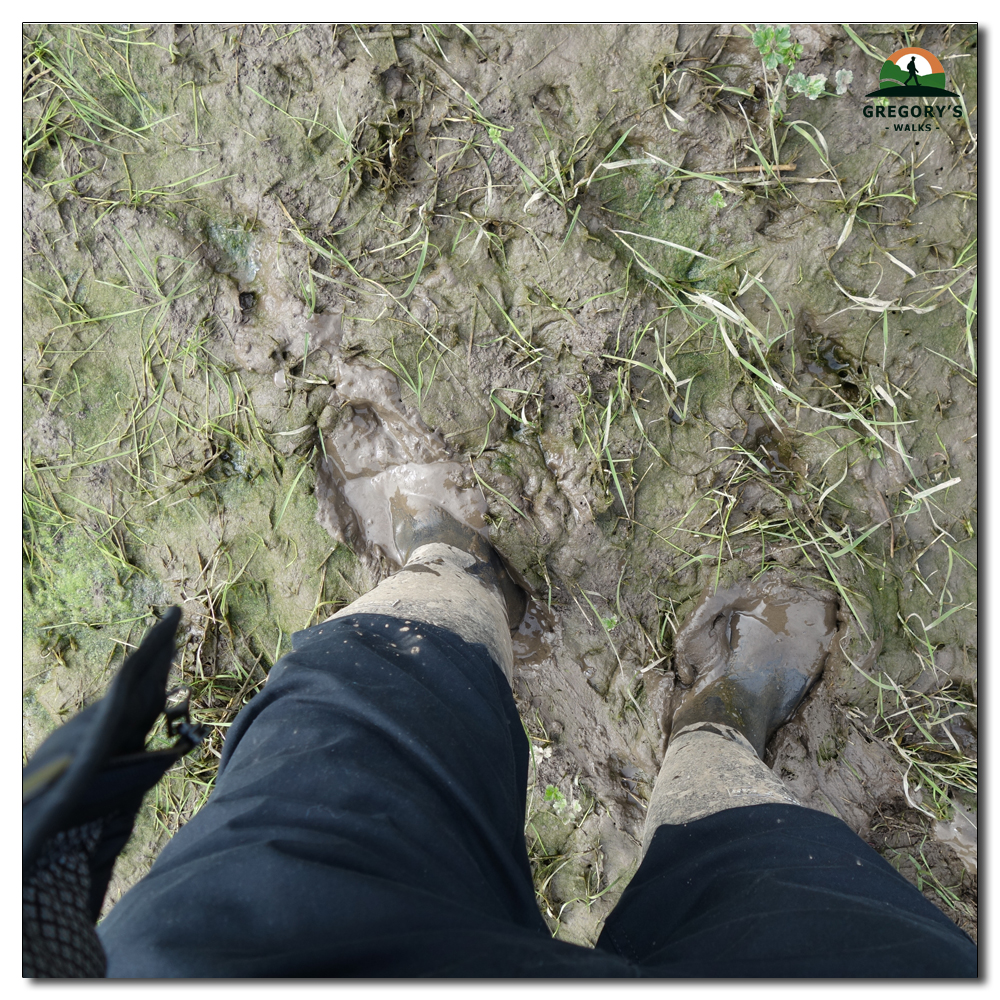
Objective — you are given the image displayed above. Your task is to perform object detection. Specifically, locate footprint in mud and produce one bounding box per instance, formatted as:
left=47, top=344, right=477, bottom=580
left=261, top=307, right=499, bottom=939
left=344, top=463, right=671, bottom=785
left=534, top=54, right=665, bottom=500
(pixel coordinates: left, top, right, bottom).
left=664, top=577, right=839, bottom=758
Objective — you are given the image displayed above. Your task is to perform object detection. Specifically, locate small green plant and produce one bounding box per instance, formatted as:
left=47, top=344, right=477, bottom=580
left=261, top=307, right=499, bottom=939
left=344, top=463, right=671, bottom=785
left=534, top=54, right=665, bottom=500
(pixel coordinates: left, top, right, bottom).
left=544, top=784, right=582, bottom=820
left=750, top=25, right=853, bottom=110
left=708, top=190, right=726, bottom=209
left=751, top=24, right=802, bottom=69
left=786, top=68, right=853, bottom=101
left=786, top=72, right=827, bottom=101
left=544, top=784, right=566, bottom=808
left=835, top=69, right=854, bottom=95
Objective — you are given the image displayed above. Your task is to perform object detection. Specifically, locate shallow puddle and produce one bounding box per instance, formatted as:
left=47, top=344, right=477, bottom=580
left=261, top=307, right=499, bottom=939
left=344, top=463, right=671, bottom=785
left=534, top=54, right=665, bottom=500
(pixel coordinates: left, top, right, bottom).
left=512, top=598, right=556, bottom=664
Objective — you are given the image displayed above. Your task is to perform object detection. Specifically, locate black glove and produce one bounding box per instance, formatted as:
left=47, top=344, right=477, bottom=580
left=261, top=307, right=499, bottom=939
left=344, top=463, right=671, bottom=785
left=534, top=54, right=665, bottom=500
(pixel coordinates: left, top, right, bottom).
left=22, top=607, right=205, bottom=977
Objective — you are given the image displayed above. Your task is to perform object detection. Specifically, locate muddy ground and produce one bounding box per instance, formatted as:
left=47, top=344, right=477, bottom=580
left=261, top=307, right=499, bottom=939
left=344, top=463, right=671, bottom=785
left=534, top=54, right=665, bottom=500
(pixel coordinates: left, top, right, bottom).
left=23, top=23, right=977, bottom=943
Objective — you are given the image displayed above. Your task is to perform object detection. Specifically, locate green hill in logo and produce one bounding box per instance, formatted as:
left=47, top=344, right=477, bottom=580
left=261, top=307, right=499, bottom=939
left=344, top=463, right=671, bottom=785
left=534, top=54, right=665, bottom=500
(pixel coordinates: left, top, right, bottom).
left=866, top=59, right=957, bottom=97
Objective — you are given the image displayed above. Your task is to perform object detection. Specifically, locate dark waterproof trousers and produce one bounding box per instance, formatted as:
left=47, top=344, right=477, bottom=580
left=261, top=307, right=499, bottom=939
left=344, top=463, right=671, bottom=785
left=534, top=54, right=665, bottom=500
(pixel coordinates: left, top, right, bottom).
left=99, top=614, right=977, bottom=977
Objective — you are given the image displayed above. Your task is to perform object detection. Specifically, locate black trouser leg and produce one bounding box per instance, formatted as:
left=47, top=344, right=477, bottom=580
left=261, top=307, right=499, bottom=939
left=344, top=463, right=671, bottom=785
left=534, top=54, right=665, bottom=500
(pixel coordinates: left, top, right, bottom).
left=98, top=615, right=628, bottom=977
left=596, top=803, right=977, bottom=977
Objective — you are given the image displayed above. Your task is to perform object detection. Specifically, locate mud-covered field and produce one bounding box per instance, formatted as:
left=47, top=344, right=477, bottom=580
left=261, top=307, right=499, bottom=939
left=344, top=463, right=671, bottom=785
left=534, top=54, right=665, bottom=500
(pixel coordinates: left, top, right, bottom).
left=23, top=23, right=977, bottom=943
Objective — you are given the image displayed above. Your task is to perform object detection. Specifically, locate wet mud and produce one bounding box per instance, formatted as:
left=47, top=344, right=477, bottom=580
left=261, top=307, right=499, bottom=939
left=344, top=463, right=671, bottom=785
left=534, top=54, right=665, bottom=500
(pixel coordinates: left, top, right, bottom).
left=933, top=799, right=977, bottom=875
left=22, top=23, right=977, bottom=941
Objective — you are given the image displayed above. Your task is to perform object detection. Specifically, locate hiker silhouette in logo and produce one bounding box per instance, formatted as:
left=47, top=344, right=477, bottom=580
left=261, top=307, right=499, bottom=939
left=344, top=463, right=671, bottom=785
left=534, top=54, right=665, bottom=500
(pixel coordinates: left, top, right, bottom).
left=903, top=56, right=920, bottom=86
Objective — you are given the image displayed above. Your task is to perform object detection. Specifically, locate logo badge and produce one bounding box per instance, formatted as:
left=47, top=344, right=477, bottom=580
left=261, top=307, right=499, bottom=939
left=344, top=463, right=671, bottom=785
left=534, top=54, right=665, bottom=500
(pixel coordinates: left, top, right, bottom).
left=865, top=47, right=958, bottom=97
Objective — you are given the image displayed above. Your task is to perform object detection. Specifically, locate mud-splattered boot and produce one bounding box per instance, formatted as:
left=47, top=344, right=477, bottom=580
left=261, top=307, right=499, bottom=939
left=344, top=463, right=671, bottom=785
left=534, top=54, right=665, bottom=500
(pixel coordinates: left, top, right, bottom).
left=390, top=493, right=527, bottom=630
left=641, top=578, right=838, bottom=853
left=669, top=580, right=839, bottom=757
left=327, top=494, right=526, bottom=684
